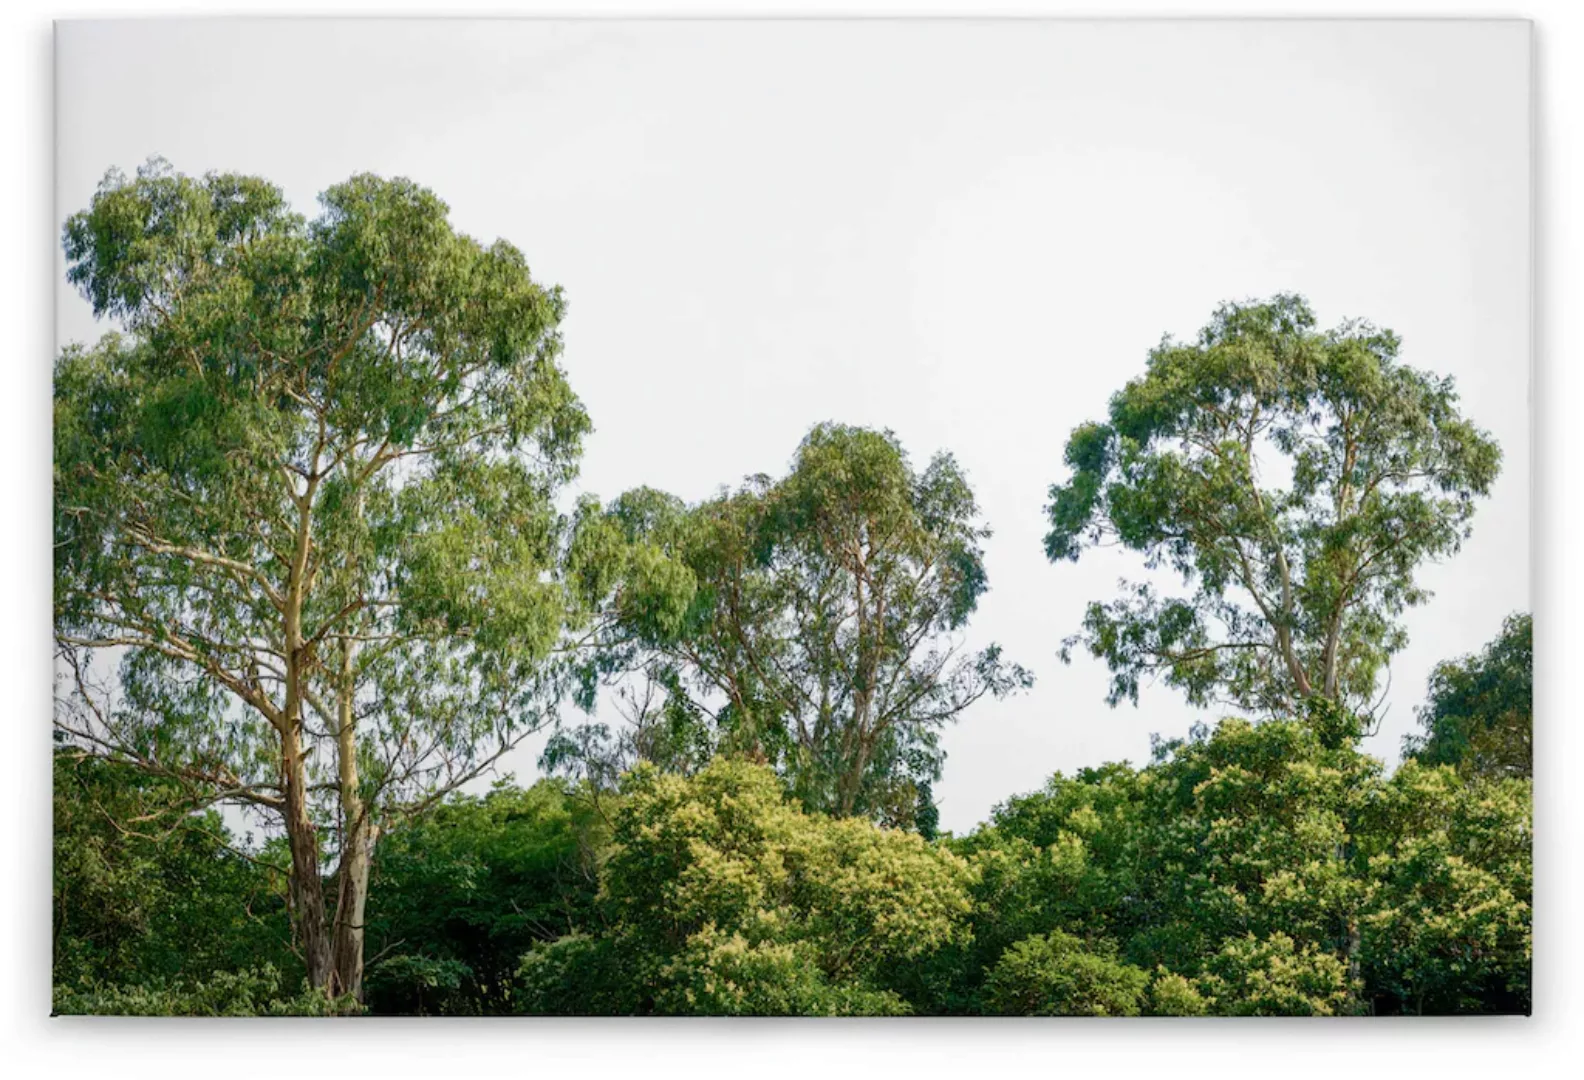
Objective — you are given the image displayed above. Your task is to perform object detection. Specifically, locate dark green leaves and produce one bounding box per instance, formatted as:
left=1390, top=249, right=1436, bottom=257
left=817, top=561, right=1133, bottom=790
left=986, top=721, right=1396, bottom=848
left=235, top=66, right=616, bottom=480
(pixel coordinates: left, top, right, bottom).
left=1404, top=613, right=1532, bottom=779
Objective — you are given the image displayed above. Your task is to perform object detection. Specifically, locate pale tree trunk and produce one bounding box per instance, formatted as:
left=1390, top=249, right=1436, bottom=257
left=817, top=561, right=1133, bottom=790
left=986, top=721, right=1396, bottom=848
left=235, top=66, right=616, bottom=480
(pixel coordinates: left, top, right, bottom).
left=1241, top=417, right=1314, bottom=706
left=837, top=761, right=859, bottom=819
left=279, top=471, right=339, bottom=993
left=281, top=724, right=332, bottom=989
left=837, top=735, right=875, bottom=819
left=329, top=640, right=376, bottom=1000
left=1272, top=550, right=1313, bottom=699
left=330, top=816, right=377, bottom=1000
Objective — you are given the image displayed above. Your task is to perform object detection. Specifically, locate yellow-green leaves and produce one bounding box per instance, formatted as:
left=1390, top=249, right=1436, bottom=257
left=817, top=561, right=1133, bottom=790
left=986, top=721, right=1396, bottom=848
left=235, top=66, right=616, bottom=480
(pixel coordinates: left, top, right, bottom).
left=520, top=759, right=974, bottom=1015
left=983, top=930, right=1150, bottom=1016
left=1195, top=932, right=1354, bottom=1016
left=1356, top=761, right=1531, bottom=1013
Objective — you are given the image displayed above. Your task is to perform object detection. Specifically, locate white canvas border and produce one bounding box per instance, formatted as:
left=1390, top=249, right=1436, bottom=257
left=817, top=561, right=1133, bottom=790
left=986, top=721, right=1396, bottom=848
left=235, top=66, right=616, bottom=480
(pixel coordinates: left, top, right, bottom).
left=4, top=2, right=1577, bottom=1078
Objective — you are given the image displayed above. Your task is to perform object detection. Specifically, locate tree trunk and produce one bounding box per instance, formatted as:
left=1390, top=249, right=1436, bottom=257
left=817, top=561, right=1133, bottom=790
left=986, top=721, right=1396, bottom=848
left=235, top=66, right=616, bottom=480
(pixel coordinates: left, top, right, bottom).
left=282, top=726, right=332, bottom=989
left=330, top=817, right=377, bottom=999
left=278, top=474, right=334, bottom=989
left=837, top=734, right=876, bottom=819
left=329, top=640, right=376, bottom=1001
left=837, top=769, right=857, bottom=818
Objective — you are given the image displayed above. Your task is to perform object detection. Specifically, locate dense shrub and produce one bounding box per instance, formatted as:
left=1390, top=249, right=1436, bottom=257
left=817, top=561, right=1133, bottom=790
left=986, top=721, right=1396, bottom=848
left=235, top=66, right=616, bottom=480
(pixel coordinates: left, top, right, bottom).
left=982, top=930, right=1149, bottom=1016
left=52, top=752, right=294, bottom=993
left=363, top=779, right=606, bottom=1015
left=517, top=759, right=973, bottom=1015
left=1194, top=933, right=1355, bottom=1016
left=1356, top=761, right=1532, bottom=1014
left=53, top=965, right=355, bottom=1017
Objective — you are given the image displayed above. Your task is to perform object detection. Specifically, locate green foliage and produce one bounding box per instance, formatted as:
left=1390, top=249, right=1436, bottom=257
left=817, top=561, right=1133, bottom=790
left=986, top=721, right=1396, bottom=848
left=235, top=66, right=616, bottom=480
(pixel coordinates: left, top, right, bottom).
left=1127, top=717, right=1377, bottom=970
left=56, top=164, right=589, bottom=730
left=983, top=930, right=1150, bottom=1016
left=51, top=199, right=1524, bottom=1018
left=53, top=751, right=294, bottom=992
left=362, top=779, right=608, bottom=1014
left=652, top=928, right=912, bottom=1016
left=360, top=956, right=473, bottom=1016
left=884, top=764, right=1142, bottom=1013
left=1046, top=295, right=1501, bottom=717
left=55, top=729, right=1530, bottom=1016
left=1356, top=761, right=1531, bottom=1014
left=53, top=965, right=357, bottom=1017
left=951, top=714, right=1529, bottom=1017
left=561, top=423, right=1031, bottom=824
left=976, top=718, right=1376, bottom=985
left=1194, top=932, right=1355, bottom=1016
left=1404, top=613, right=1531, bottom=779
left=1146, top=969, right=1208, bottom=1016
left=516, top=933, right=632, bottom=1015
left=980, top=760, right=1144, bottom=943
left=516, top=758, right=974, bottom=1015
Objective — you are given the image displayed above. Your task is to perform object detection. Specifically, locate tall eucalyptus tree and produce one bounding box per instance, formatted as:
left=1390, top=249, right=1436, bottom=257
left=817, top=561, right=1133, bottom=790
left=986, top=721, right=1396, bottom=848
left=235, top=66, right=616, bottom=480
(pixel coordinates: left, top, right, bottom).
left=54, top=161, right=591, bottom=997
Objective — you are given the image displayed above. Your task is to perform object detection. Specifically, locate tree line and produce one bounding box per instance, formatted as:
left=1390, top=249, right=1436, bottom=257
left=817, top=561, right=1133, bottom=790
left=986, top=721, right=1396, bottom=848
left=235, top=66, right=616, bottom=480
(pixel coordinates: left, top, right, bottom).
left=52, top=163, right=1530, bottom=1015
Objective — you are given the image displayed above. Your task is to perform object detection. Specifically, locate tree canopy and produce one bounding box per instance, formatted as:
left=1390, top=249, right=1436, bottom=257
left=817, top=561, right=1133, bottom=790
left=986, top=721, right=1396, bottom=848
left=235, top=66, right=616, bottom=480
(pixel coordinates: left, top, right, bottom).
left=1045, top=294, right=1501, bottom=719
left=556, top=422, right=1031, bottom=825
left=1404, top=612, right=1532, bottom=779
left=52, top=749, right=294, bottom=1002
left=362, top=778, right=607, bottom=1015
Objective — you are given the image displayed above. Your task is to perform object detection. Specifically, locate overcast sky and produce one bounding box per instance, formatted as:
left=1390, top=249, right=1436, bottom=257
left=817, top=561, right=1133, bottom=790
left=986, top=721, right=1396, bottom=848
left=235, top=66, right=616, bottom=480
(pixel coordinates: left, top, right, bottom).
left=56, top=19, right=1531, bottom=834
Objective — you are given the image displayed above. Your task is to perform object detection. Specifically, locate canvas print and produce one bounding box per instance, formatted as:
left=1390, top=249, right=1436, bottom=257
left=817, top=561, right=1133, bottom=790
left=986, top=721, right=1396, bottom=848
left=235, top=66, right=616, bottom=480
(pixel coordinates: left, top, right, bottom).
left=51, top=19, right=1532, bottom=1016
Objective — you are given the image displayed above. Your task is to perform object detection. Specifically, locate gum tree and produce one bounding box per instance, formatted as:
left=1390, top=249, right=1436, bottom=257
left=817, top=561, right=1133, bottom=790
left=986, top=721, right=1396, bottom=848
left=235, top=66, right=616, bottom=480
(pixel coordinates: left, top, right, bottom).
left=560, top=423, right=1031, bottom=823
left=1045, top=295, right=1500, bottom=720
left=54, top=161, right=590, bottom=997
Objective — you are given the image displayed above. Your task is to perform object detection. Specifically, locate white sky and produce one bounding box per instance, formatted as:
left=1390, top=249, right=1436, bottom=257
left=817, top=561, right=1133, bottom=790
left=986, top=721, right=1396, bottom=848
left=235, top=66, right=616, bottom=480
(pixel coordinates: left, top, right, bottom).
left=55, top=19, right=1531, bottom=834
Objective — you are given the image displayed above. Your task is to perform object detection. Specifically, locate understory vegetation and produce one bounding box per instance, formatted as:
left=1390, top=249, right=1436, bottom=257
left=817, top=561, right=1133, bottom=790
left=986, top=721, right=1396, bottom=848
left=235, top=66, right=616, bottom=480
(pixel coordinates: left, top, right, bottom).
left=55, top=704, right=1531, bottom=1016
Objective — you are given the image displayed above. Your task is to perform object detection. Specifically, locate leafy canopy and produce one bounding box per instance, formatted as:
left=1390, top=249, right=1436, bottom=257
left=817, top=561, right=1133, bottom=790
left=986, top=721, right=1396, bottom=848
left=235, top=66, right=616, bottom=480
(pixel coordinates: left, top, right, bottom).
left=55, top=728, right=1530, bottom=1016
left=52, top=750, right=294, bottom=995
left=982, top=929, right=1150, bottom=1016
left=558, top=423, right=1031, bottom=824
left=1404, top=612, right=1531, bottom=779
left=1046, top=294, right=1500, bottom=717
left=516, top=759, right=975, bottom=1015
left=961, top=714, right=1530, bottom=1016
left=56, top=159, right=589, bottom=790
left=363, top=779, right=608, bottom=1015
